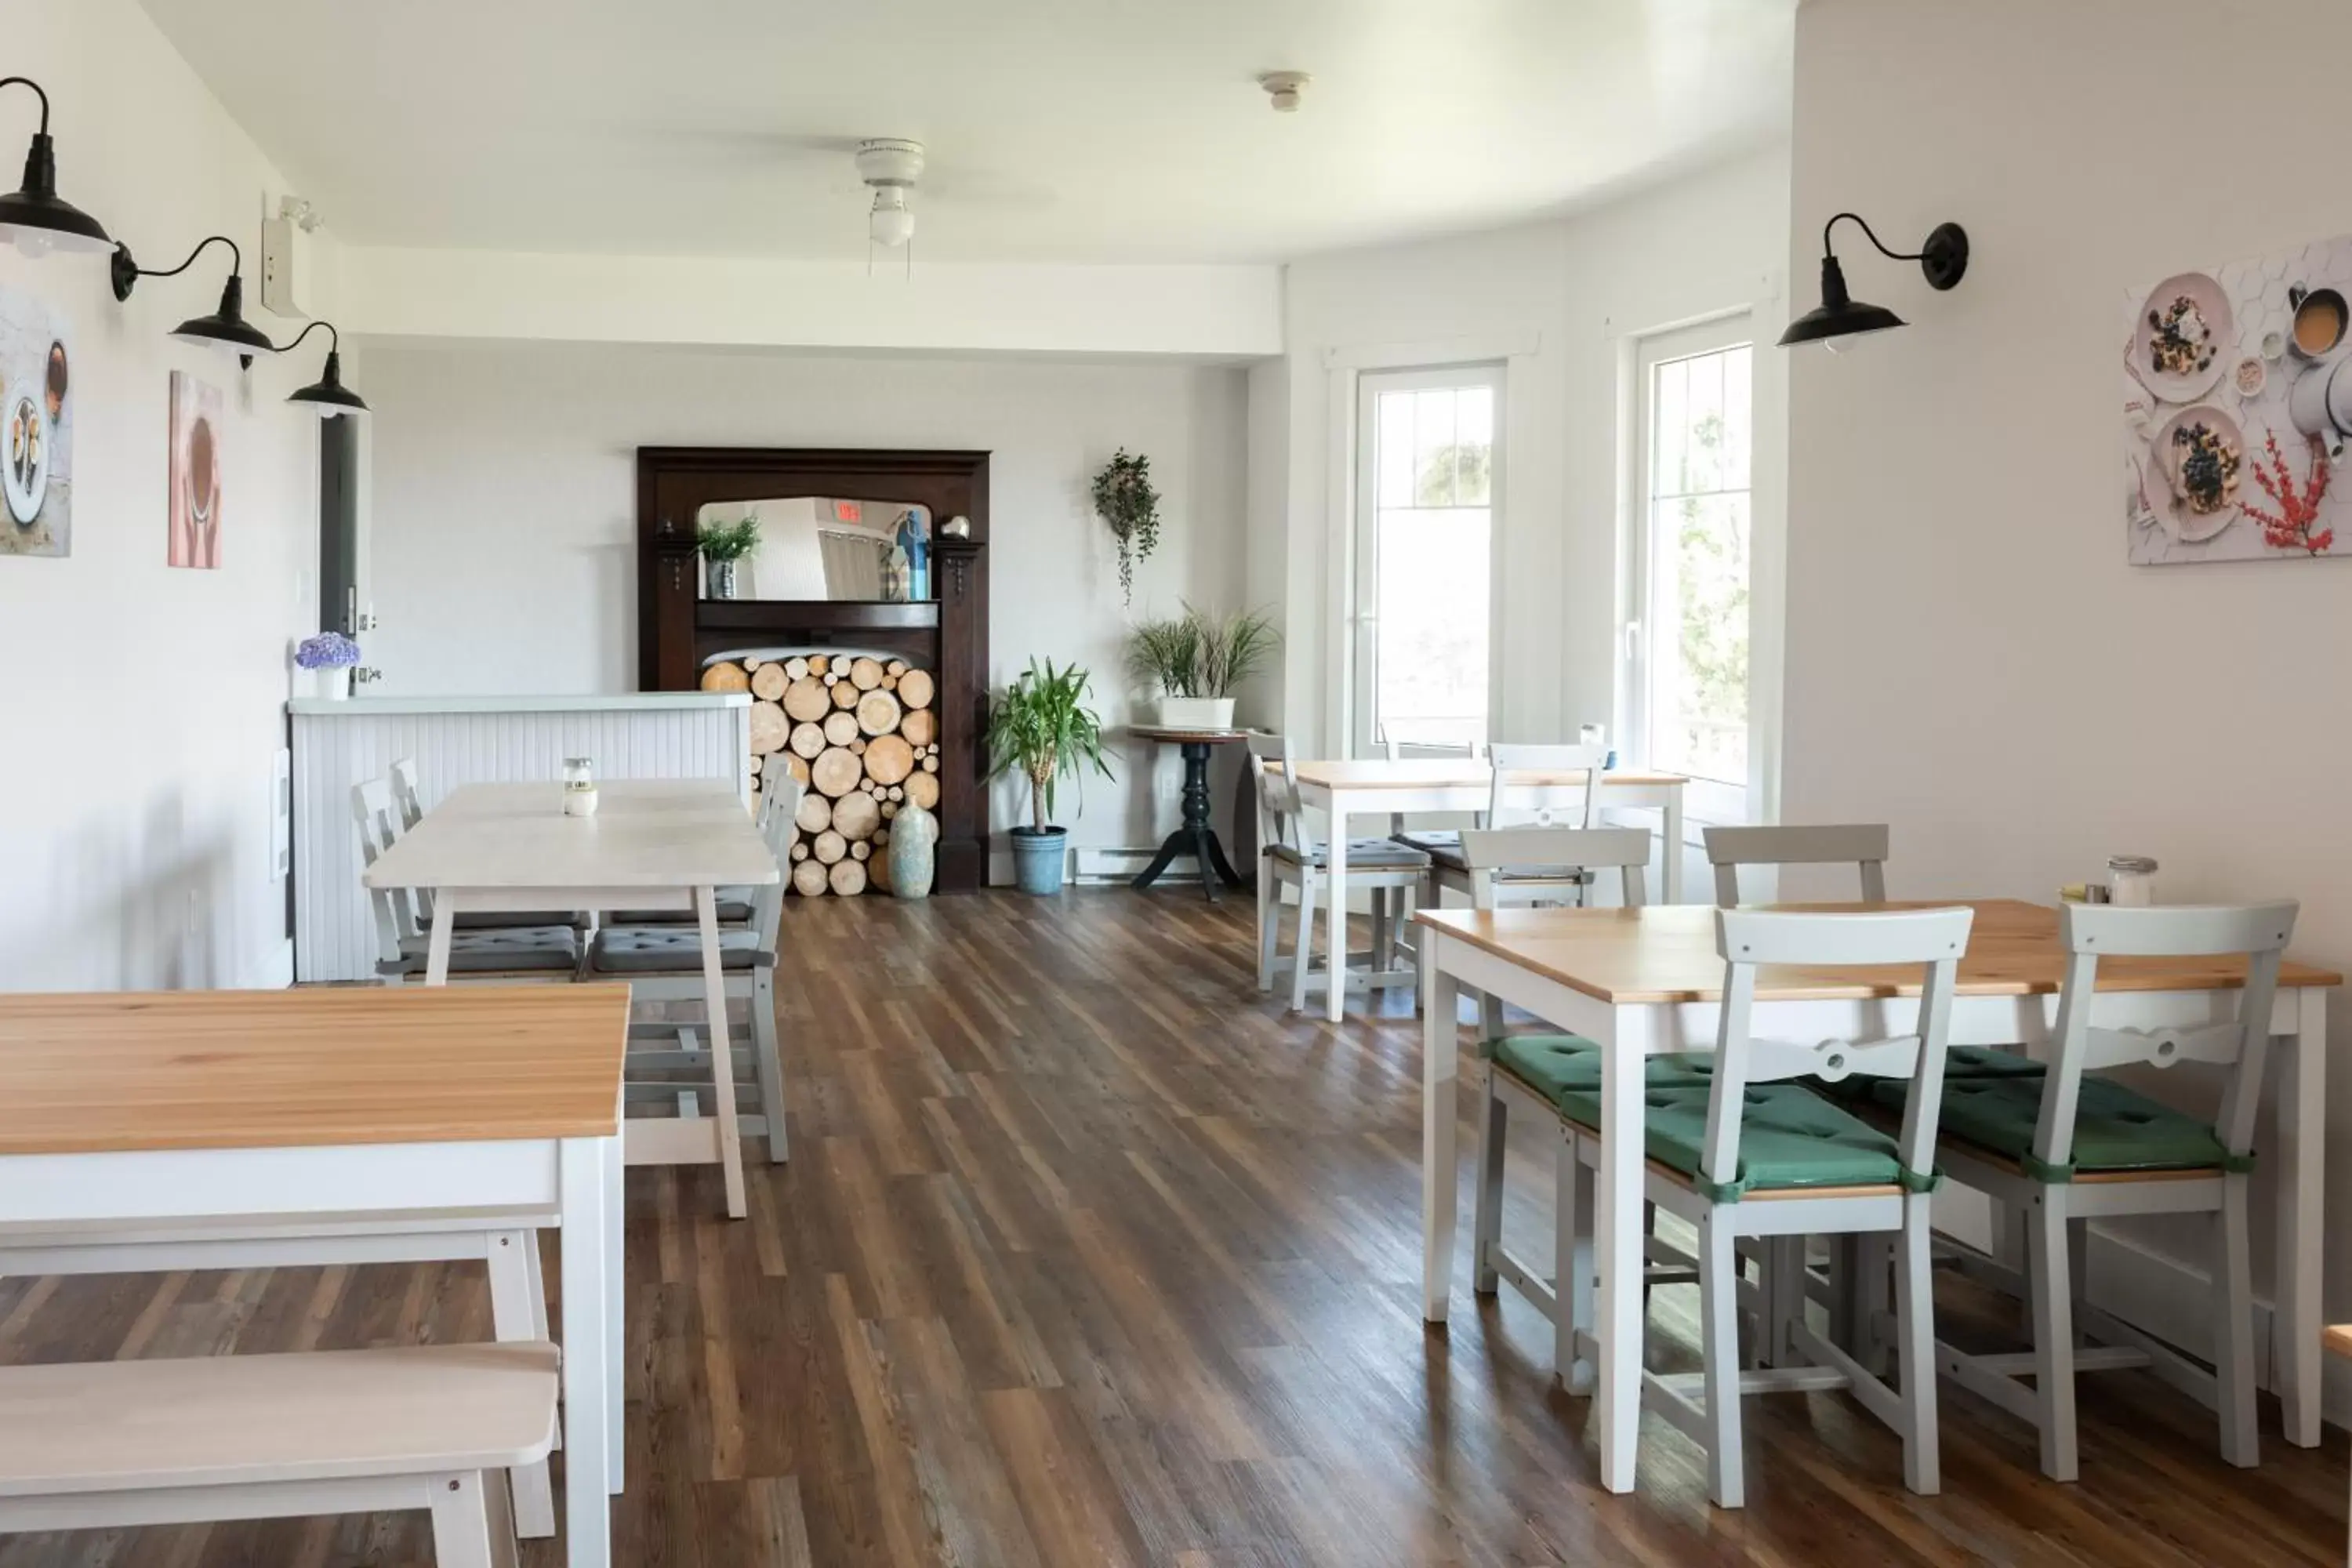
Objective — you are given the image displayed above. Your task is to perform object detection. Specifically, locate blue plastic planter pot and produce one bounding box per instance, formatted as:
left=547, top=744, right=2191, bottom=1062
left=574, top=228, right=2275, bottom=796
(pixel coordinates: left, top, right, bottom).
left=1011, top=826, right=1069, bottom=895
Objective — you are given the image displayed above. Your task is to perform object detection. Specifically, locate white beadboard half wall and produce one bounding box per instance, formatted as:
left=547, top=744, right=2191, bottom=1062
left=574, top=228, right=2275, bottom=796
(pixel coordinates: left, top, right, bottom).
left=289, top=694, right=751, bottom=982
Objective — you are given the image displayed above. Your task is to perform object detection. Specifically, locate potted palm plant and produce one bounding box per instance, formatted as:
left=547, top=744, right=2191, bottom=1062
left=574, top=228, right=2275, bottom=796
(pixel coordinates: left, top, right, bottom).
left=985, top=658, right=1115, bottom=894
left=1124, top=604, right=1280, bottom=729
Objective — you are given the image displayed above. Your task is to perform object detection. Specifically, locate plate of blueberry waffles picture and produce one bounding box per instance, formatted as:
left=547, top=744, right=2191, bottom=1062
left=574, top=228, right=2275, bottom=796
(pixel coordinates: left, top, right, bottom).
left=2149, top=404, right=2245, bottom=543
left=2132, top=272, right=2232, bottom=405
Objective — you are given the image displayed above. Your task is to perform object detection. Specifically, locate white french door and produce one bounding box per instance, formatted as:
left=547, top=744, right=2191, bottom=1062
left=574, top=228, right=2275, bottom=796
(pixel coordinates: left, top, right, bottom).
left=1627, top=318, right=1754, bottom=822
left=1351, top=365, right=1502, bottom=757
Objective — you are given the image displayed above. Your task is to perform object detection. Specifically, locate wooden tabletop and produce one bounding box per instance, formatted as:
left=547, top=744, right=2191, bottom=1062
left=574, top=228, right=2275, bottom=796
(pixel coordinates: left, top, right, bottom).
left=0, top=986, right=630, bottom=1156
left=2325, top=1325, right=2352, bottom=1361
left=365, top=778, right=780, bottom=891
left=1415, top=900, right=2341, bottom=1006
left=1284, top=759, right=1687, bottom=790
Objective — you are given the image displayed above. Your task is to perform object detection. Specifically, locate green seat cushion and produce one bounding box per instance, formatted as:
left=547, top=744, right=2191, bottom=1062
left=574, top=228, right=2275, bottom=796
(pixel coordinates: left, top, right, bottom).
left=1869, top=1073, right=2244, bottom=1181
left=1489, top=1035, right=1712, bottom=1102
left=1944, top=1045, right=2047, bottom=1079
left=1492, top=1033, right=1922, bottom=1203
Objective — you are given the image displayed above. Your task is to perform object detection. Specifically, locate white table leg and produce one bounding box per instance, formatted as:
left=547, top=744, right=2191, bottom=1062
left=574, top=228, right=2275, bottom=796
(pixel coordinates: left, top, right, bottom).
left=559, top=1136, right=614, bottom=1567
left=1596, top=1007, right=1643, bottom=1493
left=1325, top=808, right=1351, bottom=1023
left=698, top=886, right=750, bottom=1220
left=1421, top=936, right=1460, bottom=1323
left=604, top=1130, right=625, bottom=1490
left=1660, top=786, right=1684, bottom=905
left=2278, top=989, right=2326, bottom=1446
left=425, top=891, right=456, bottom=986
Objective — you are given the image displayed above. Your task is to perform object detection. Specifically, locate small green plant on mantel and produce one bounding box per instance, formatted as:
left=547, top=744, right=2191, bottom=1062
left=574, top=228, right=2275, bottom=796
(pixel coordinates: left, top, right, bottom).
left=985, top=659, right=1116, bottom=833
left=1126, top=604, right=1281, bottom=699
left=1091, top=448, right=1160, bottom=606
left=694, top=516, right=761, bottom=562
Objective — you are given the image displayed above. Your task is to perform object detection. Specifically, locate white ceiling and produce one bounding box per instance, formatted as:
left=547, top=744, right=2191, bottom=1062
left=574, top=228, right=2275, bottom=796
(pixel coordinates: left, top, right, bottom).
left=136, top=0, right=1794, bottom=265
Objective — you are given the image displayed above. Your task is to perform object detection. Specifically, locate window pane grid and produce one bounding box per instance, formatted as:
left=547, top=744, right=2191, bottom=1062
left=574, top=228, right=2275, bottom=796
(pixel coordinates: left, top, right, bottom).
left=1644, top=342, right=1751, bottom=792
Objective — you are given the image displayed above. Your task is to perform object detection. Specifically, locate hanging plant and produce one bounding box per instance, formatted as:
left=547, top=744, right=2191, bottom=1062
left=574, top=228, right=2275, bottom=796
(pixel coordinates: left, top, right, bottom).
left=1091, top=448, right=1160, bottom=605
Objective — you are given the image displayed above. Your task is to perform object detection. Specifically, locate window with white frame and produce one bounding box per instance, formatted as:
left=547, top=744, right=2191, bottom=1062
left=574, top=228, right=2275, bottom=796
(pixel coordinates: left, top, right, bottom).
left=1631, top=321, right=1753, bottom=819
left=1352, top=365, right=1501, bottom=755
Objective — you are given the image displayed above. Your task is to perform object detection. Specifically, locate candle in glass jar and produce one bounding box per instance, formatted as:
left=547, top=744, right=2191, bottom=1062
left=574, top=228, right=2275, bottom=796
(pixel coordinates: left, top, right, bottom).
left=2107, top=855, right=2157, bottom=907
left=562, top=757, right=598, bottom=818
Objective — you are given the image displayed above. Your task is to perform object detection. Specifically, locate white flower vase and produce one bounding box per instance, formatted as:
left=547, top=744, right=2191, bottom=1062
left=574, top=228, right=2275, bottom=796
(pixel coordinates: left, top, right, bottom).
left=318, top=666, right=352, bottom=700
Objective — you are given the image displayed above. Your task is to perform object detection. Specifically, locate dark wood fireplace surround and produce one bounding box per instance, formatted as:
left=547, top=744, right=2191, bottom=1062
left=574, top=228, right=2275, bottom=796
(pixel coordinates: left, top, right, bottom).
left=635, top=447, right=990, bottom=893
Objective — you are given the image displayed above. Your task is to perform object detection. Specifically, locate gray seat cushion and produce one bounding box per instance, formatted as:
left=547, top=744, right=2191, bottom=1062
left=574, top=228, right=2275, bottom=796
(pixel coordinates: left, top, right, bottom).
left=1392, top=829, right=1462, bottom=855
left=601, top=892, right=757, bottom=926
left=587, top=925, right=775, bottom=975
left=384, top=926, right=580, bottom=976
left=1422, top=837, right=1595, bottom=883
left=1269, top=837, right=1431, bottom=870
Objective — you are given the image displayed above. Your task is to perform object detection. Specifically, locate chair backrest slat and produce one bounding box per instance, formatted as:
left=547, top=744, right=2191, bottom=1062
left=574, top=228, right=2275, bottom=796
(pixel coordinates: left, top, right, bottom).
left=349, top=778, right=413, bottom=966
left=1706, top=822, right=1890, bottom=906
left=2034, top=902, right=2297, bottom=1169
left=1245, top=733, right=1302, bottom=851
left=754, top=772, right=804, bottom=947
left=1704, top=906, right=1974, bottom=1192
left=1457, top=826, right=1652, bottom=910
left=1484, top=742, right=1610, bottom=831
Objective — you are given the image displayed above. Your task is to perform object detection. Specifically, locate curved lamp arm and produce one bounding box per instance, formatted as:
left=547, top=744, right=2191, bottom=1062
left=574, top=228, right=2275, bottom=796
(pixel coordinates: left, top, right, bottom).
left=0, top=78, right=52, bottom=135
left=1820, top=212, right=1969, bottom=292
left=272, top=319, right=339, bottom=357
left=112, top=232, right=241, bottom=301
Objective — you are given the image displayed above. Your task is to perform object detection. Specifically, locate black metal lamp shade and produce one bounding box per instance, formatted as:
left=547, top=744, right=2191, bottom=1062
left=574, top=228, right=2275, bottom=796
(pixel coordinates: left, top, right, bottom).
left=287, top=347, right=368, bottom=418
left=0, top=80, right=112, bottom=256
left=1780, top=217, right=1968, bottom=348
left=169, top=273, right=277, bottom=356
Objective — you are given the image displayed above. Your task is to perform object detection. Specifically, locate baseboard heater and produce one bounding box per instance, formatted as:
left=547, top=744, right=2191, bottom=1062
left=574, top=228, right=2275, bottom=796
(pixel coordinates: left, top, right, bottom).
left=1071, top=846, right=1198, bottom=885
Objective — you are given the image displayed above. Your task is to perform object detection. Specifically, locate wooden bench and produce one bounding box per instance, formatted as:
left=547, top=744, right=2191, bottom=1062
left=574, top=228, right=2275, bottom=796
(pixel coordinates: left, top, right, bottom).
left=0, top=1206, right=561, bottom=1540
left=0, top=1342, right=558, bottom=1566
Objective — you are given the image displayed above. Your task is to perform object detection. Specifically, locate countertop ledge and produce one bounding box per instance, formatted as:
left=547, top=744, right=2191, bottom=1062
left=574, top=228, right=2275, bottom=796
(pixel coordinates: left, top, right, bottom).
left=289, top=693, right=750, bottom=716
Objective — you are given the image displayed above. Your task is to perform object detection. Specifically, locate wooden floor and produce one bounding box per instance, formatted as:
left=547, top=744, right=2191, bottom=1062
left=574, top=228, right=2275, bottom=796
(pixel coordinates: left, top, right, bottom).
left=0, top=889, right=2343, bottom=1566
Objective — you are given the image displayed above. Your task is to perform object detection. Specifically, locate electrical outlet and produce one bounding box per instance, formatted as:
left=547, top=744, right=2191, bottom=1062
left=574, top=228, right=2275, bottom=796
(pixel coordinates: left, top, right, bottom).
left=1157, top=768, right=1180, bottom=802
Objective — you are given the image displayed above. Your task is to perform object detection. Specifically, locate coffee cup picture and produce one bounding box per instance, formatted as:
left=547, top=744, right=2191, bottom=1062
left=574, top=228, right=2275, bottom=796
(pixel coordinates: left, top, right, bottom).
left=2288, top=285, right=2347, bottom=361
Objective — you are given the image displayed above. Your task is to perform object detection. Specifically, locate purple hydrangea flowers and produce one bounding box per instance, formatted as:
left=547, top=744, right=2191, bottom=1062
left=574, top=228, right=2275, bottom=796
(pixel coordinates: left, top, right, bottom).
left=295, top=632, right=361, bottom=670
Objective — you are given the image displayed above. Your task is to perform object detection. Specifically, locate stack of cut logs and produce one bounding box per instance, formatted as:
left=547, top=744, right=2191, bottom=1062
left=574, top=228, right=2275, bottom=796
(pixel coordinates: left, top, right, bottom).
left=699, top=652, right=941, bottom=897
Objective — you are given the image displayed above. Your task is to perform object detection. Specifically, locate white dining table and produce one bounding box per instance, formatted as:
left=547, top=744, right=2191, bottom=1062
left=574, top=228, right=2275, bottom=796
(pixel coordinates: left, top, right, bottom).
left=0, top=985, right=630, bottom=1567
left=1287, top=759, right=1690, bottom=1022
left=1415, top=900, right=2340, bottom=1495
left=365, top=778, right=779, bottom=1221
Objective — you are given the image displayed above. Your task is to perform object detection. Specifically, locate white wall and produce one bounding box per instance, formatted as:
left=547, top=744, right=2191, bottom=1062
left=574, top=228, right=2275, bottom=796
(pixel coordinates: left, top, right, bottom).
left=1785, top=0, right=2352, bottom=1399
left=0, top=0, right=319, bottom=990
left=358, top=339, right=1248, bottom=854
left=1274, top=148, right=1791, bottom=768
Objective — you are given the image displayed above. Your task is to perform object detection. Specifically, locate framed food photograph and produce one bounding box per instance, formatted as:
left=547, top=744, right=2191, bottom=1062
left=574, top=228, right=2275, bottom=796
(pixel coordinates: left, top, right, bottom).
left=168, top=370, right=223, bottom=569
left=0, top=284, right=72, bottom=559
left=2125, top=235, right=2352, bottom=564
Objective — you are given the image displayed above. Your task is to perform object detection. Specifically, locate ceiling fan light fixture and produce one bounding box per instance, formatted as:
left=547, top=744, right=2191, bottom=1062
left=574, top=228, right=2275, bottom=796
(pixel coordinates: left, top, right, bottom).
left=869, top=188, right=914, bottom=248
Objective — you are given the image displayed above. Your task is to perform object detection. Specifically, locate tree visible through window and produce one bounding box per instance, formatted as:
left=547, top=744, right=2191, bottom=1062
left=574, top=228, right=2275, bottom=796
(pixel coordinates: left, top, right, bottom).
left=1646, top=344, right=1751, bottom=789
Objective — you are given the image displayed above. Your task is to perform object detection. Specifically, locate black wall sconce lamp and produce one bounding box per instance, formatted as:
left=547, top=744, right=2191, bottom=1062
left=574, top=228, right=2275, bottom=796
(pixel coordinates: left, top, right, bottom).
left=110, top=234, right=277, bottom=364
left=276, top=320, right=367, bottom=419
left=1780, top=213, right=1969, bottom=349
left=0, top=77, right=114, bottom=257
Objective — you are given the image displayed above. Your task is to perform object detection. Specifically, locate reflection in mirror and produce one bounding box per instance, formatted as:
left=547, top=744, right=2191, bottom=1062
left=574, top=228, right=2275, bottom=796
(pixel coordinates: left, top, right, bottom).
left=696, top=496, right=932, bottom=601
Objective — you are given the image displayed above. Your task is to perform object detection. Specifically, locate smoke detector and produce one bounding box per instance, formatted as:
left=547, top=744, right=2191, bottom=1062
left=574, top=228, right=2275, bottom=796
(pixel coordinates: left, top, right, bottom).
left=855, top=137, right=924, bottom=249
left=1258, top=71, right=1310, bottom=112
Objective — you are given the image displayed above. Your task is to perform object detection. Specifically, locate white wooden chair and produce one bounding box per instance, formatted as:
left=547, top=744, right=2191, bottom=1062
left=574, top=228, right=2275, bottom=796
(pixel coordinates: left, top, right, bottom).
left=1926, top=901, right=2295, bottom=1482
left=1477, top=904, right=1973, bottom=1508
left=0, top=1212, right=564, bottom=1539
left=583, top=775, right=801, bottom=1162
left=352, top=779, right=583, bottom=983
left=1706, top=822, right=1889, bottom=906
left=1381, top=734, right=1485, bottom=853
left=1247, top=734, right=1429, bottom=1014
left=0, top=1342, right=557, bottom=1565
left=1421, top=742, right=1613, bottom=907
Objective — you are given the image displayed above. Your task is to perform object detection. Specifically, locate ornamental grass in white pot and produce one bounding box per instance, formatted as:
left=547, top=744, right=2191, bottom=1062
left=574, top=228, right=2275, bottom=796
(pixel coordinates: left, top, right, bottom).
left=1124, top=604, right=1279, bottom=730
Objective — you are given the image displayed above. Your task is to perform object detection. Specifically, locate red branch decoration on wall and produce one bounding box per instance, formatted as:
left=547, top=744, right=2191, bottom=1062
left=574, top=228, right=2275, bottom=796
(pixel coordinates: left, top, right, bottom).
left=2241, top=431, right=2335, bottom=556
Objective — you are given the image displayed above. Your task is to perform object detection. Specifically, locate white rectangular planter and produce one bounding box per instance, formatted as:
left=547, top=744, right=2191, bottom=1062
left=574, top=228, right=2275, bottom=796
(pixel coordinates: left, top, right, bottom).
left=1151, top=696, right=1236, bottom=729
